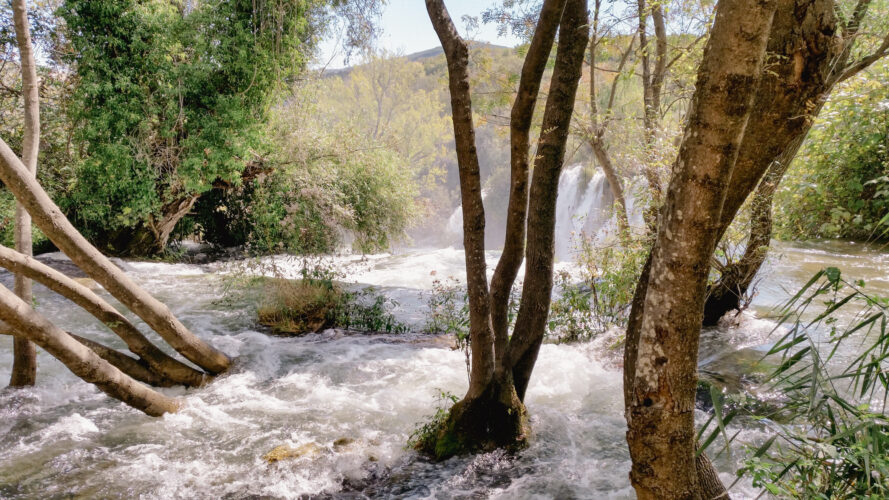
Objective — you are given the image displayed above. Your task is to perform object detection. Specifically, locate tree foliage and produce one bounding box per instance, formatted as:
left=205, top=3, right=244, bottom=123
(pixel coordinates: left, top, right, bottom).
left=59, top=0, right=326, bottom=253
left=776, top=61, right=889, bottom=241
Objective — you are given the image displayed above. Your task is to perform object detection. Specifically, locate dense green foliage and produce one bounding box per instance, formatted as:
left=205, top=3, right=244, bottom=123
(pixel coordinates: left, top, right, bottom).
left=59, top=0, right=324, bottom=254
left=192, top=81, right=418, bottom=254
left=776, top=63, right=889, bottom=241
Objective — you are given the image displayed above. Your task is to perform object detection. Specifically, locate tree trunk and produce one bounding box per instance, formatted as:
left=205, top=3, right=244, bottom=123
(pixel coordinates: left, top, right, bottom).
left=702, top=0, right=887, bottom=324
left=505, top=0, right=588, bottom=400
left=490, top=0, right=567, bottom=370
left=0, top=138, right=231, bottom=374
left=9, top=0, right=40, bottom=387
left=0, top=245, right=209, bottom=387
left=624, top=0, right=776, bottom=497
left=426, top=0, right=496, bottom=401
left=715, top=0, right=842, bottom=241
left=0, top=283, right=179, bottom=416
left=591, top=139, right=629, bottom=232
left=422, top=0, right=587, bottom=459
left=624, top=0, right=886, bottom=494
left=66, top=333, right=178, bottom=388
left=587, top=10, right=631, bottom=233
left=101, top=195, right=200, bottom=257
left=701, top=135, right=803, bottom=325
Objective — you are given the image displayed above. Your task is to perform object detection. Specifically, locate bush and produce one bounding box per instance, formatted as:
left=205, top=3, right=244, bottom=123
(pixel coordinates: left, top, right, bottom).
left=776, top=62, right=889, bottom=241
left=547, top=232, right=648, bottom=342
left=256, top=264, right=408, bottom=335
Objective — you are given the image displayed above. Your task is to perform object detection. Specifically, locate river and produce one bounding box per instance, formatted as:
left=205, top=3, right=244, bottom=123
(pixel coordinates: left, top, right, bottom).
left=0, top=238, right=885, bottom=499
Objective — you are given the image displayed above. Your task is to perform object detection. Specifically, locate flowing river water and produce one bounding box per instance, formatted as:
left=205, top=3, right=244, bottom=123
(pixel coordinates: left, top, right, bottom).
left=0, top=238, right=886, bottom=499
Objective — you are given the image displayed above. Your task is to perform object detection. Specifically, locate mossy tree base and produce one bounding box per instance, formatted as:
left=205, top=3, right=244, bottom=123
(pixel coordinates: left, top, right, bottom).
left=415, top=379, right=530, bottom=461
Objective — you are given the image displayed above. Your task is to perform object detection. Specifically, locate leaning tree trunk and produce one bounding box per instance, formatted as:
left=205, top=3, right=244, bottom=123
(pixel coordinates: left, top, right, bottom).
left=0, top=244, right=209, bottom=387
left=702, top=0, right=887, bottom=324
left=0, top=283, right=179, bottom=416
left=624, top=0, right=776, bottom=497
left=0, top=138, right=231, bottom=374
left=420, top=0, right=587, bottom=460
left=9, top=0, right=40, bottom=387
left=702, top=132, right=806, bottom=325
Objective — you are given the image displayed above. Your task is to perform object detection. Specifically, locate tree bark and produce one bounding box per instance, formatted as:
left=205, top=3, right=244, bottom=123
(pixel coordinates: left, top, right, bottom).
left=9, top=0, right=40, bottom=387
left=66, top=333, right=177, bottom=388
left=490, top=0, right=567, bottom=372
left=624, top=0, right=776, bottom=497
left=703, top=0, right=889, bottom=323
left=624, top=0, right=887, bottom=494
left=702, top=132, right=806, bottom=325
left=426, top=0, right=495, bottom=400
left=0, top=138, right=231, bottom=375
left=0, top=245, right=209, bottom=387
left=716, top=0, right=842, bottom=240
left=506, top=0, right=589, bottom=401
left=0, top=283, right=179, bottom=416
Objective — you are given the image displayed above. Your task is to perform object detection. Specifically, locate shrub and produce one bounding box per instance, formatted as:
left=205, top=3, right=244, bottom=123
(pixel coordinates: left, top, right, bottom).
left=256, top=264, right=408, bottom=335
left=548, top=232, right=649, bottom=342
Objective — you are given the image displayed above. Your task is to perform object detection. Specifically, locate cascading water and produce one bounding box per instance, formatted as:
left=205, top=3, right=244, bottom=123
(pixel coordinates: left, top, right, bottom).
left=445, top=165, right=644, bottom=260
left=1, top=238, right=886, bottom=497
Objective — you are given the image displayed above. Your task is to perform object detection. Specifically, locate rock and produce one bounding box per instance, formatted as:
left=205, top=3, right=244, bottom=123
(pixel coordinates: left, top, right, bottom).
left=192, top=253, right=209, bottom=264
left=263, top=442, right=321, bottom=463
left=333, top=437, right=356, bottom=450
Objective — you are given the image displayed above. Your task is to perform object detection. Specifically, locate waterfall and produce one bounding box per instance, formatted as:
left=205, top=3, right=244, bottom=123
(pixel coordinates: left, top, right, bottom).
left=444, top=165, right=642, bottom=260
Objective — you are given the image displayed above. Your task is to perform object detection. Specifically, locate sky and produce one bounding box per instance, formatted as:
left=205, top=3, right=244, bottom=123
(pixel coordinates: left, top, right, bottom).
left=317, top=0, right=524, bottom=69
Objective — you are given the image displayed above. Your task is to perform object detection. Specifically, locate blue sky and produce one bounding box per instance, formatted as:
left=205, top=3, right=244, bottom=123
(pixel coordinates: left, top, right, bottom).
left=318, top=0, right=524, bottom=68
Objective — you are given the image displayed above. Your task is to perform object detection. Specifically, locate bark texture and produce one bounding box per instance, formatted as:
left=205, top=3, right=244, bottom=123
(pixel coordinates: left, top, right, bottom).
left=624, top=0, right=776, bottom=497
left=703, top=0, right=888, bottom=323
left=702, top=133, right=806, bottom=325
left=9, top=0, right=40, bottom=387
left=0, top=138, right=231, bottom=375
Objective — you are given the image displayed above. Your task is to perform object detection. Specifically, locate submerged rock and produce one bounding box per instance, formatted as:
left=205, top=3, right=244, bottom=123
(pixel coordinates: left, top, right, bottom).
left=262, top=442, right=321, bottom=463
left=333, top=437, right=356, bottom=450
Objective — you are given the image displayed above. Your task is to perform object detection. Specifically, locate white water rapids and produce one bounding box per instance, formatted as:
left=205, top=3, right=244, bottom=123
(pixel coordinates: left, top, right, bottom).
left=1, top=165, right=887, bottom=498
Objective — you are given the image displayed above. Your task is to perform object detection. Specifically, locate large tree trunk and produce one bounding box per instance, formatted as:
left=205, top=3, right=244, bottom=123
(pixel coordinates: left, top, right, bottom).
left=624, top=0, right=884, bottom=495
left=0, top=245, right=209, bottom=387
left=702, top=0, right=888, bottom=324
left=624, top=0, right=776, bottom=498
left=702, top=133, right=805, bottom=325
left=9, top=0, right=40, bottom=387
left=421, top=0, right=587, bottom=459
left=0, top=283, right=179, bottom=416
left=0, top=138, right=231, bottom=374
